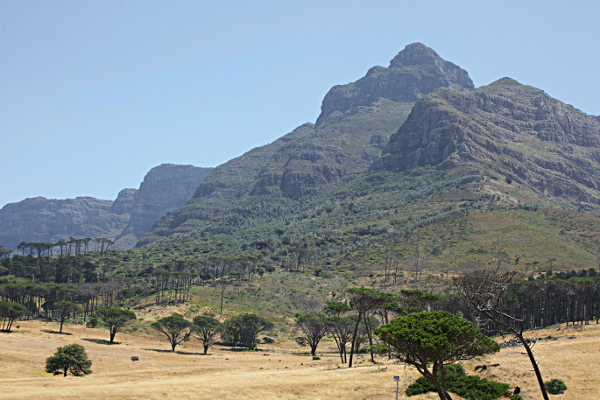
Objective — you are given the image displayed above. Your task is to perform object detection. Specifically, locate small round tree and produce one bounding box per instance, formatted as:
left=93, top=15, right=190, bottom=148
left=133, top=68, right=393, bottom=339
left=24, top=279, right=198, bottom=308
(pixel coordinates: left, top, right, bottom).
left=95, top=307, right=136, bottom=343
left=0, top=301, right=28, bottom=332
left=223, top=313, right=273, bottom=350
left=375, top=311, right=500, bottom=400
left=45, top=344, right=92, bottom=377
left=544, top=379, right=567, bottom=395
left=54, top=301, right=82, bottom=334
left=192, top=315, right=222, bottom=355
left=151, top=313, right=192, bottom=352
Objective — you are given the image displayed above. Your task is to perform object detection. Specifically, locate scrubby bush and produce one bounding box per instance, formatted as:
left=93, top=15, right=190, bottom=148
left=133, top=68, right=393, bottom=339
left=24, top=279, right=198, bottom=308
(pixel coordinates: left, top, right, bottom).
left=545, top=378, right=567, bottom=394
left=405, top=363, right=508, bottom=400
left=86, top=315, right=98, bottom=328
left=406, top=364, right=465, bottom=396
left=450, top=375, right=509, bottom=400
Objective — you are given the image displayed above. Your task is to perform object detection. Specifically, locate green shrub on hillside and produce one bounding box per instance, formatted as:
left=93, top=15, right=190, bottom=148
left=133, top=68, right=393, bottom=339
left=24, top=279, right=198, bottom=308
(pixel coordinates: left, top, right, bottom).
left=544, top=378, right=567, bottom=394
left=405, top=364, right=508, bottom=400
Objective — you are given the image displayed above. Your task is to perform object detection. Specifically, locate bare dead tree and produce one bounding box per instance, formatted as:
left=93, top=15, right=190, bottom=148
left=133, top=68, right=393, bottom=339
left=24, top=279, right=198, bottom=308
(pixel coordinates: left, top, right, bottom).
left=454, top=271, right=550, bottom=400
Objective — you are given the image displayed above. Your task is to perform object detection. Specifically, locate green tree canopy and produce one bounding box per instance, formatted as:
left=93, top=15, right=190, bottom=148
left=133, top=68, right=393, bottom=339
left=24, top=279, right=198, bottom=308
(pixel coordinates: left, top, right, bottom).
left=223, top=313, right=273, bottom=350
left=53, top=300, right=82, bottom=334
left=45, top=343, right=92, bottom=377
left=192, top=315, right=222, bottom=354
left=0, top=301, right=28, bottom=332
left=375, top=311, right=500, bottom=400
left=295, top=313, right=327, bottom=356
left=95, top=307, right=136, bottom=343
left=347, top=288, right=389, bottom=366
left=320, top=301, right=353, bottom=363
left=151, top=313, right=192, bottom=352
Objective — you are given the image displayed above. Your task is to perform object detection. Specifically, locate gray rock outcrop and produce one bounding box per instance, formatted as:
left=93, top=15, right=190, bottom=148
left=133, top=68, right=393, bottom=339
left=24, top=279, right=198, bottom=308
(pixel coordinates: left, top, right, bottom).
left=0, top=196, right=128, bottom=251
left=0, top=164, right=212, bottom=251
left=373, top=78, right=600, bottom=208
left=113, top=164, right=212, bottom=248
left=315, top=42, right=474, bottom=128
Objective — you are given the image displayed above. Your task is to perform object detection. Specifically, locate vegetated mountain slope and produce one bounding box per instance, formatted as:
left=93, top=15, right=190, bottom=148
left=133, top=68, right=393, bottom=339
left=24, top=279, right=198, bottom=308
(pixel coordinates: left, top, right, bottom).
left=374, top=77, right=600, bottom=213
left=0, top=164, right=212, bottom=251
left=137, top=43, right=474, bottom=247
left=132, top=72, right=600, bottom=274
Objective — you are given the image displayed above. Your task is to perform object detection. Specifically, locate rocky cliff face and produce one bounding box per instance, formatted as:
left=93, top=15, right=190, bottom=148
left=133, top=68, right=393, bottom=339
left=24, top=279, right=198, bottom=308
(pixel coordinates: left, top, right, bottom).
left=0, top=164, right=212, bottom=251
left=373, top=78, right=600, bottom=209
left=138, top=43, right=474, bottom=246
left=110, top=188, right=137, bottom=215
left=315, top=42, right=474, bottom=128
left=113, top=164, right=212, bottom=248
left=0, top=196, right=128, bottom=251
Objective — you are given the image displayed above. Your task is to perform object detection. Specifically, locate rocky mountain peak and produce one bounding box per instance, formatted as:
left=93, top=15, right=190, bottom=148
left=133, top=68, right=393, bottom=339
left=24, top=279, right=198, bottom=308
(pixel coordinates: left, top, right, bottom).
left=315, top=43, right=474, bottom=128
left=373, top=78, right=600, bottom=209
left=388, top=42, right=442, bottom=68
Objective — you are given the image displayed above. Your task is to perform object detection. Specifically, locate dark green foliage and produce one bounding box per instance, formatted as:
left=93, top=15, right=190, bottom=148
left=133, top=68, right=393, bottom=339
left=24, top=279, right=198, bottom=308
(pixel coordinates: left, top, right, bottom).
left=53, top=300, right=82, bottom=333
left=450, top=375, right=509, bottom=400
left=406, top=364, right=465, bottom=396
left=0, top=301, right=27, bottom=331
left=405, top=376, right=437, bottom=396
left=45, top=344, right=92, bottom=377
left=152, top=313, right=192, bottom=352
left=95, top=307, right=136, bottom=343
left=192, top=315, right=222, bottom=354
left=376, top=311, right=499, bottom=400
left=295, top=313, right=327, bottom=356
left=86, top=315, right=99, bottom=328
left=510, top=396, right=524, bottom=400
left=223, top=313, right=273, bottom=350
left=406, top=364, right=508, bottom=400
left=544, top=379, right=567, bottom=394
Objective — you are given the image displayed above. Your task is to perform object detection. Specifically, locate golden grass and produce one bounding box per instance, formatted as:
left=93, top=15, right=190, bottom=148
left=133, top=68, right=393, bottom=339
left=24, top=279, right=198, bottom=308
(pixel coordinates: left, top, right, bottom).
left=1, top=320, right=599, bottom=399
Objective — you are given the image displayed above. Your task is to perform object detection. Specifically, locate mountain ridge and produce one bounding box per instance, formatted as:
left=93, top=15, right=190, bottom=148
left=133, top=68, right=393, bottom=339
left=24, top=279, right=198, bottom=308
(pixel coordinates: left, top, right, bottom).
left=137, top=43, right=475, bottom=247
left=0, top=164, right=212, bottom=251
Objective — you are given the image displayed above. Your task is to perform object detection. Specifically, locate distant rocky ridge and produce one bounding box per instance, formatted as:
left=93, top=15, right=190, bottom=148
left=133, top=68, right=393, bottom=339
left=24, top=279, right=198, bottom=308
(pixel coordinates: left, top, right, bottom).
left=373, top=78, right=600, bottom=209
left=0, top=164, right=212, bottom=251
left=113, top=164, right=212, bottom=249
left=138, top=43, right=476, bottom=246
left=0, top=197, right=128, bottom=252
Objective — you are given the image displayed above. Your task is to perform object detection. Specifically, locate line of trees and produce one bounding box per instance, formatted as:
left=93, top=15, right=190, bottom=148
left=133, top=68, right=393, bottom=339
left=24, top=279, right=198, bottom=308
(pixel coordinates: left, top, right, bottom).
left=16, top=238, right=114, bottom=257
left=0, top=280, right=126, bottom=320
left=150, top=312, right=272, bottom=352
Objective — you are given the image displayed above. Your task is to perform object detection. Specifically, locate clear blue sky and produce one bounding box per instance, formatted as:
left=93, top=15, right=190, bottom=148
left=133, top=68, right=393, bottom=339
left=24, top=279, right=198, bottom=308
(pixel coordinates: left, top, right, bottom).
left=1, top=0, right=598, bottom=207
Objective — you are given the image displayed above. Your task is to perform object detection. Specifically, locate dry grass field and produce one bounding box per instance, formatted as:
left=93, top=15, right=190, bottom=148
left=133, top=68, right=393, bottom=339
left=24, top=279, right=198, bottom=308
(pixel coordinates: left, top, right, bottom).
left=1, top=320, right=599, bottom=400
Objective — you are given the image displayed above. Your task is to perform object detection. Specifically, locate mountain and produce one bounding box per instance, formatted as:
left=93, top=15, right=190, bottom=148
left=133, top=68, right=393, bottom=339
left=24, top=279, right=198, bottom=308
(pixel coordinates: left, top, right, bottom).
left=138, top=43, right=475, bottom=246
left=0, top=196, right=128, bottom=252
left=373, top=78, right=600, bottom=211
left=0, top=164, right=212, bottom=251
left=316, top=42, right=473, bottom=127
left=113, top=164, right=212, bottom=248
left=133, top=43, right=600, bottom=273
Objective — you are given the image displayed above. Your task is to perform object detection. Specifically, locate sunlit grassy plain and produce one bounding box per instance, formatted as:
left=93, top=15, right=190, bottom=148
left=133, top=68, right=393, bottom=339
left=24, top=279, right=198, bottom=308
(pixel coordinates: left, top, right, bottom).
left=1, top=319, right=599, bottom=400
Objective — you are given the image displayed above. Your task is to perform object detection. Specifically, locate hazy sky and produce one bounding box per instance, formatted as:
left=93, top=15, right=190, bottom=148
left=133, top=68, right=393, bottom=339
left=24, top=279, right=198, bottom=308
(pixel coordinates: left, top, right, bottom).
left=1, top=0, right=598, bottom=207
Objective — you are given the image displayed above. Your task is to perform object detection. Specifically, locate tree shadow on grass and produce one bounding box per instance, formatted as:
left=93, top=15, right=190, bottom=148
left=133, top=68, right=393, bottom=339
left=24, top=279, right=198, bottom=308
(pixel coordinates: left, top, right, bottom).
left=82, top=338, right=119, bottom=345
left=140, top=348, right=204, bottom=355
left=41, top=329, right=73, bottom=335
